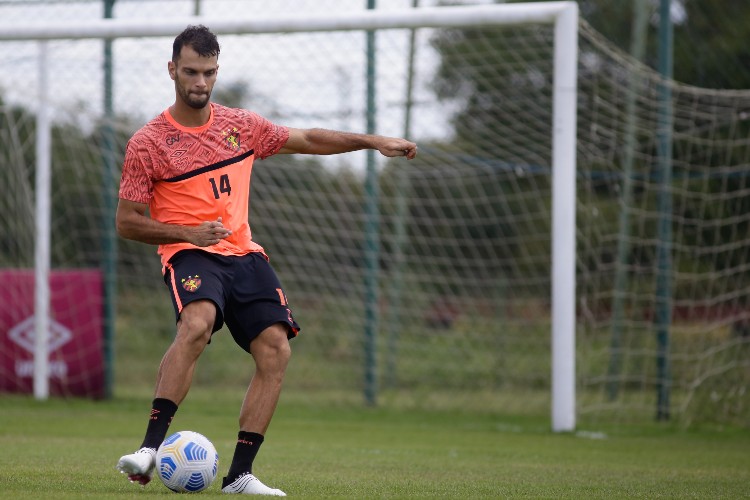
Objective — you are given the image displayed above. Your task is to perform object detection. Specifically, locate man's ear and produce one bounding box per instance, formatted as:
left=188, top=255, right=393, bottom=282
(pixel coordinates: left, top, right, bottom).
left=168, top=60, right=176, bottom=81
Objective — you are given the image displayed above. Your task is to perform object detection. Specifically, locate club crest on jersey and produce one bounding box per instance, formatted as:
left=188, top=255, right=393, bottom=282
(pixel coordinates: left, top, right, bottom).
left=222, top=126, right=241, bottom=151
left=181, top=275, right=202, bottom=292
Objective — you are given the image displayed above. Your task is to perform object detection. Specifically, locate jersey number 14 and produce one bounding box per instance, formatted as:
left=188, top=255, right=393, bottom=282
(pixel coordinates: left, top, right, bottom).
left=209, top=174, right=232, bottom=199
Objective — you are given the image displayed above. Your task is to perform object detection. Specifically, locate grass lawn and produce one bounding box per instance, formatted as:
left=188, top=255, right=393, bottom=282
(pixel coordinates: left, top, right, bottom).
left=0, top=387, right=748, bottom=499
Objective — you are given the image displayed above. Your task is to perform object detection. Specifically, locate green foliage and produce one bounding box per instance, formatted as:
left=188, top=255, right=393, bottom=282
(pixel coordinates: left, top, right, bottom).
left=578, top=0, right=750, bottom=89
left=252, top=154, right=368, bottom=281
left=431, top=1, right=750, bottom=307
left=431, top=21, right=553, bottom=161
left=3, top=4, right=749, bottom=431
left=379, top=146, right=552, bottom=297
left=0, top=95, right=140, bottom=270
left=0, top=97, right=36, bottom=267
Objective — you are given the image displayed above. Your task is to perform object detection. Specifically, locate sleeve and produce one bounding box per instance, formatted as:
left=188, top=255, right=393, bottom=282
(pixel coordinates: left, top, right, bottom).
left=118, top=136, right=154, bottom=204
left=249, top=112, right=290, bottom=160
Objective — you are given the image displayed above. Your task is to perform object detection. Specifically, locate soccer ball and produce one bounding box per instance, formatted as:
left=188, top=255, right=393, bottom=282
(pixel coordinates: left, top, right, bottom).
left=155, top=430, right=219, bottom=493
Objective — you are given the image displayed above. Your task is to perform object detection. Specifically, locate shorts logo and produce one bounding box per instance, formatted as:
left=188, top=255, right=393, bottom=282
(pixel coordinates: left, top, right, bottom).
left=181, top=275, right=202, bottom=292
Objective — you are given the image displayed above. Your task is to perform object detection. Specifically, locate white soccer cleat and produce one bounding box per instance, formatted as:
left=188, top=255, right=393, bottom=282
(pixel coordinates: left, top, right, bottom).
left=116, top=447, right=157, bottom=486
left=221, top=473, right=287, bottom=496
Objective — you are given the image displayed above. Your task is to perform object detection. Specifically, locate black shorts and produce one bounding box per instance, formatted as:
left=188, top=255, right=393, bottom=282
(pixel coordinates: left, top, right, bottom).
left=163, top=250, right=300, bottom=352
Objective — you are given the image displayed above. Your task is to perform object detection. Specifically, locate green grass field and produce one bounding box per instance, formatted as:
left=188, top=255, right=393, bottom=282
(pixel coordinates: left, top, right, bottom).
left=0, top=387, right=748, bottom=499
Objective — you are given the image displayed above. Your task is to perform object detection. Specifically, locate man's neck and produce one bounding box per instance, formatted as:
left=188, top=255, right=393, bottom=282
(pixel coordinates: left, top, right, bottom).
left=168, top=102, right=212, bottom=128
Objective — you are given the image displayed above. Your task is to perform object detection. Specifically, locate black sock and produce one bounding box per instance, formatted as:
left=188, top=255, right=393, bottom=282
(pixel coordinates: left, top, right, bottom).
left=139, top=398, right=178, bottom=450
left=223, top=431, right=264, bottom=486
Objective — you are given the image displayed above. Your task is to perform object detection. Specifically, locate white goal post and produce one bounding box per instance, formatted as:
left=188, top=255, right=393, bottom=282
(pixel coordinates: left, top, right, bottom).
left=0, top=2, right=578, bottom=432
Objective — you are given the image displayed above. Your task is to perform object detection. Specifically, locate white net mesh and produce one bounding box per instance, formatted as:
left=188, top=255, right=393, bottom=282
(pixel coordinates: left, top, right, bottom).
left=1, top=2, right=748, bottom=428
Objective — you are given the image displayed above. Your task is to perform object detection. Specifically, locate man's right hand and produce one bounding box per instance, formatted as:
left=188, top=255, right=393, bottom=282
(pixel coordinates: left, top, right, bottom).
left=190, top=217, right=232, bottom=247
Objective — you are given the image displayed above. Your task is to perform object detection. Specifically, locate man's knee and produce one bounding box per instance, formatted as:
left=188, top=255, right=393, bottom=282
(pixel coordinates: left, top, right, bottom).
left=251, top=323, right=292, bottom=367
left=176, top=300, right=216, bottom=346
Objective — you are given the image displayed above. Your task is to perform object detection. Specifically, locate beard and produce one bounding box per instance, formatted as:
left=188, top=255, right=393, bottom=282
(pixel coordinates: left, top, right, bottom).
left=175, top=79, right=211, bottom=109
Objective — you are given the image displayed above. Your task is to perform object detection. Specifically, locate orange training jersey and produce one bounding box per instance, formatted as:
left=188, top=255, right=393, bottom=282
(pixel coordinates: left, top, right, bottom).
left=118, top=103, right=290, bottom=268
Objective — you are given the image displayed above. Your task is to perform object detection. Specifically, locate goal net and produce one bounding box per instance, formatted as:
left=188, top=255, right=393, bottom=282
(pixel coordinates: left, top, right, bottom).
left=0, top=2, right=747, bottom=429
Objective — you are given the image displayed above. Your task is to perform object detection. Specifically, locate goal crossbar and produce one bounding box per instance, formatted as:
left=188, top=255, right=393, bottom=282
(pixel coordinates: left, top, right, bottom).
left=0, top=4, right=573, bottom=40
left=1, top=2, right=578, bottom=432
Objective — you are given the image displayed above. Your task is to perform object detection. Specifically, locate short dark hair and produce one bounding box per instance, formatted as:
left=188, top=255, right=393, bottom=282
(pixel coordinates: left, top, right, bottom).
left=172, top=25, right=220, bottom=61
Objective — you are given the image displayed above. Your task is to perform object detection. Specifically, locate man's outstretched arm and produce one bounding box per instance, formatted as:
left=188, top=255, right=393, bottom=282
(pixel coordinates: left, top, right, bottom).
left=278, top=128, right=417, bottom=160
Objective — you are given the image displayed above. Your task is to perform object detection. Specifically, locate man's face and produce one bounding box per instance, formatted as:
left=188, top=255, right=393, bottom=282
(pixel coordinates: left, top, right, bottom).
left=168, top=45, right=218, bottom=110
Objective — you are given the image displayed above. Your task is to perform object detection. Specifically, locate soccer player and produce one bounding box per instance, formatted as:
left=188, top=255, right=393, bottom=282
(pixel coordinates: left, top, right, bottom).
left=115, top=25, right=417, bottom=496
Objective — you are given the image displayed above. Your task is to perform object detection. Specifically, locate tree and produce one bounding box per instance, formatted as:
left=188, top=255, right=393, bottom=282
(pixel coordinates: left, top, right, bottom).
left=430, top=0, right=750, bottom=302
left=578, top=0, right=750, bottom=89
